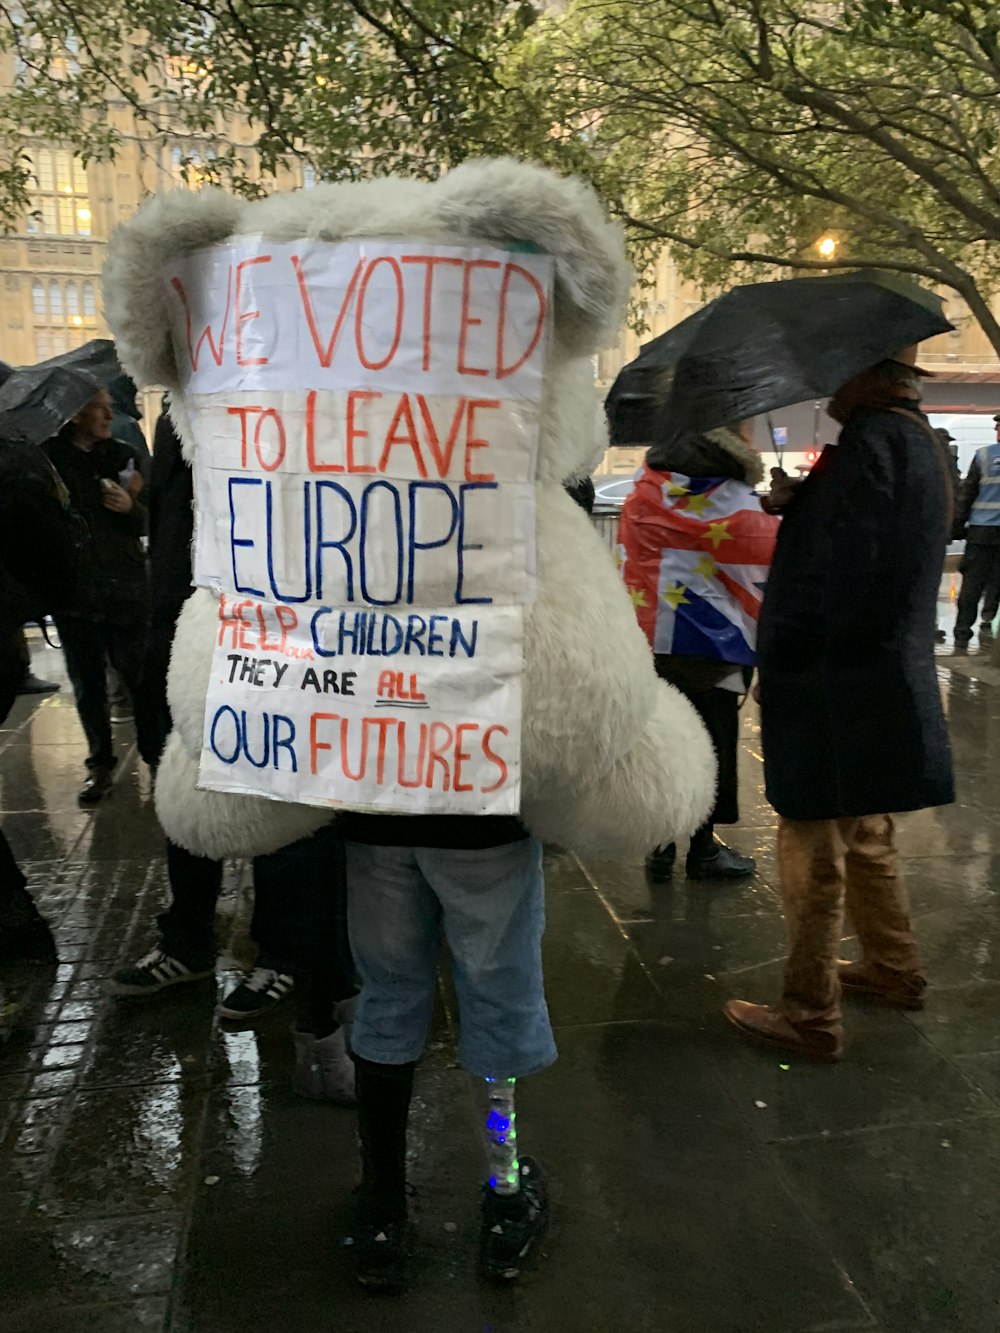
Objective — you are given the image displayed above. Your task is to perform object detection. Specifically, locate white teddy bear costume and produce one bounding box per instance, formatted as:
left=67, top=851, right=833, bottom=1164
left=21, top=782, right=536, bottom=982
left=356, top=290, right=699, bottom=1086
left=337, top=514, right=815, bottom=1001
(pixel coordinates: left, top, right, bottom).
left=103, top=159, right=715, bottom=861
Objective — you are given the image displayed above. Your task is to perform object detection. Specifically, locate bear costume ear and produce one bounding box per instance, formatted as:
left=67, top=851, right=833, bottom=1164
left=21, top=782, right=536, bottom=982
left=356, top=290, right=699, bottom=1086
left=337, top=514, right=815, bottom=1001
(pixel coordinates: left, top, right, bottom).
left=103, top=187, right=245, bottom=389
left=433, top=158, right=631, bottom=356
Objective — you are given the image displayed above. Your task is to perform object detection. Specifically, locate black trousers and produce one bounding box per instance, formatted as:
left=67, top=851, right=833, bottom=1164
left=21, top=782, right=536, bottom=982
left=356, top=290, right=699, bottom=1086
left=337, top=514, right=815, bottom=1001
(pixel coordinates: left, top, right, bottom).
left=955, top=542, right=1000, bottom=640
left=0, top=624, right=28, bottom=905
left=158, top=826, right=355, bottom=1018
left=654, top=657, right=741, bottom=826
left=54, top=613, right=156, bottom=769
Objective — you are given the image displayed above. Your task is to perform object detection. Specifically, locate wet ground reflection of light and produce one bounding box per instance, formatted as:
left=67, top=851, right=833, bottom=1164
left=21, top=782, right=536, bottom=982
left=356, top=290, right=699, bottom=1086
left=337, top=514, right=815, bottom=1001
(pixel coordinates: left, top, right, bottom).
left=219, top=1029, right=263, bottom=1178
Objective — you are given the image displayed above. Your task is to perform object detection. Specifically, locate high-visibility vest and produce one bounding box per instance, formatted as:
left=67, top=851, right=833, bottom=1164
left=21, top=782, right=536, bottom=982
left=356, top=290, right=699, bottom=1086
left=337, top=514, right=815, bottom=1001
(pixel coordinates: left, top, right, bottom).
left=970, top=443, right=1000, bottom=527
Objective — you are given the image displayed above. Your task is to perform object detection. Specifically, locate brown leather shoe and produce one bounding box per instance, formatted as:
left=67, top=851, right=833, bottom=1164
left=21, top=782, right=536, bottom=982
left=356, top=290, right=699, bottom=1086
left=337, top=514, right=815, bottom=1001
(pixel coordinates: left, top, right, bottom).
left=723, top=999, right=843, bottom=1063
left=837, top=961, right=926, bottom=1010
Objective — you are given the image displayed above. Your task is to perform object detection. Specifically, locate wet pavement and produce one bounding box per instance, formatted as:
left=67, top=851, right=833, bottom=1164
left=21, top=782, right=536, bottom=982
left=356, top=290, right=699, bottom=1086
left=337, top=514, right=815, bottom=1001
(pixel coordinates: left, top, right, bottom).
left=3, top=619, right=1000, bottom=1333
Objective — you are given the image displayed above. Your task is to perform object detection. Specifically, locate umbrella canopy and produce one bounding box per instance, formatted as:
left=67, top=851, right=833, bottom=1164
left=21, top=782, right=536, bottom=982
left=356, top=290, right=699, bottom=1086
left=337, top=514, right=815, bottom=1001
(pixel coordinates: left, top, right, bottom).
left=606, top=273, right=952, bottom=444
left=0, top=339, right=123, bottom=446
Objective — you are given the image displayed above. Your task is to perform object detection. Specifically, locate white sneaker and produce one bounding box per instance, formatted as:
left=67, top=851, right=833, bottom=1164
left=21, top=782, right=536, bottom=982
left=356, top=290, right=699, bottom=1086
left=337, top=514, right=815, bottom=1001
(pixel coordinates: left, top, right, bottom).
left=292, top=1026, right=356, bottom=1104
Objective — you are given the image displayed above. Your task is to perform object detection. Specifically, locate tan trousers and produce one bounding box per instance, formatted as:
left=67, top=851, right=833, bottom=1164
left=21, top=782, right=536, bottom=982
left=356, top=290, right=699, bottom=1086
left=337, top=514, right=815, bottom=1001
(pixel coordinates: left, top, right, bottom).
left=779, top=814, right=924, bottom=1034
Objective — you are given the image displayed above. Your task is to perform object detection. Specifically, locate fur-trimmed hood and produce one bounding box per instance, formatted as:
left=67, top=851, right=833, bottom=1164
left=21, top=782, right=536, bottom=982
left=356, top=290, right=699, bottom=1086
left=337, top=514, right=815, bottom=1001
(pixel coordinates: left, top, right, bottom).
left=646, top=428, right=764, bottom=488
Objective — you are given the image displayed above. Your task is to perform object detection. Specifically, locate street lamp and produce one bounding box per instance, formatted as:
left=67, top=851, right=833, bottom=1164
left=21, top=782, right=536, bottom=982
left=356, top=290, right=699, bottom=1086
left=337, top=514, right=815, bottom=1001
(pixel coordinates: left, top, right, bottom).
left=816, top=235, right=838, bottom=260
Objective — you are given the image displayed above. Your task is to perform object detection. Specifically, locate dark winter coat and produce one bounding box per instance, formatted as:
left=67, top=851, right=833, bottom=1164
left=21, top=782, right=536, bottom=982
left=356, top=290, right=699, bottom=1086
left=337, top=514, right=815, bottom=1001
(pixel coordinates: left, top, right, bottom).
left=0, top=443, right=80, bottom=631
left=757, top=400, right=954, bottom=820
left=43, top=431, right=149, bottom=625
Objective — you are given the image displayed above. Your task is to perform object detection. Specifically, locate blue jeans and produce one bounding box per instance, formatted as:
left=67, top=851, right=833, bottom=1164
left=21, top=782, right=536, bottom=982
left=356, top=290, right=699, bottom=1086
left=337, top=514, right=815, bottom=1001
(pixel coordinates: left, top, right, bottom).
left=346, top=837, right=556, bottom=1078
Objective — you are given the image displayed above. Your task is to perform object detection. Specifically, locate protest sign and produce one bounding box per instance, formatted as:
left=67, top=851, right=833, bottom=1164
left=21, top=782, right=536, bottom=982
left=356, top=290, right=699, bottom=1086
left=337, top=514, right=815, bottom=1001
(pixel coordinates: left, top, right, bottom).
left=163, top=238, right=553, bottom=815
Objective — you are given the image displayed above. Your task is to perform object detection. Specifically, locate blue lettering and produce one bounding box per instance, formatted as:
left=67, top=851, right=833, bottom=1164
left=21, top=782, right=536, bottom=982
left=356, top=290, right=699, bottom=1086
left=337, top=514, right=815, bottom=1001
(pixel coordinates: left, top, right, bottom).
left=427, top=614, right=447, bottom=656
left=359, top=481, right=403, bottom=605
left=273, top=715, right=297, bottom=772
left=242, top=710, right=270, bottom=769
left=456, top=482, right=496, bottom=605
left=310, top=607, right=335, bottom=659
left=228, top=477, right=265, bottom=597
left=315, top=480, right=356, bottom=602
left=450, top=618, right=478, bottom=658
left=209, top=705, right=241, bottom=765
left=381, top=614, right=403, bottom=656
left=403, top=613, right=427, bottom=655
left=406, top=481, right=460, bottom=603
left=266, top=479, right=313, bottom=603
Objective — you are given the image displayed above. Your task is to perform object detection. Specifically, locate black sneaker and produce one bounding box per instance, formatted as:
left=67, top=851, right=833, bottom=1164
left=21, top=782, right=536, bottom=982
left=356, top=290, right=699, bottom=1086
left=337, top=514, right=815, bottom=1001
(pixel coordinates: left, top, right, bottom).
left=686, top=840, right=755, bottom=880
left=109, top=948, right=215, bottom=995
left=78, top=768, right=114, bottom=806
left=480, top=1156, right=549, bottom=1281
left=17, top=673, right=60, bottom=696
left=219, top=966, right=295, bottom=1019
left=355, top=1219, right=408, bottom=1291
left=645, top=843, right=677, bottom=882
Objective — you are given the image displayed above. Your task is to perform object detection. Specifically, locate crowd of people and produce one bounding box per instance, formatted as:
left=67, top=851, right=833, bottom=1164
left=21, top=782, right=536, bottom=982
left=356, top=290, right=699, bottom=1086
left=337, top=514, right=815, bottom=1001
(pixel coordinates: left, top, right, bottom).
left=0, top=322, right=972, bottom=1289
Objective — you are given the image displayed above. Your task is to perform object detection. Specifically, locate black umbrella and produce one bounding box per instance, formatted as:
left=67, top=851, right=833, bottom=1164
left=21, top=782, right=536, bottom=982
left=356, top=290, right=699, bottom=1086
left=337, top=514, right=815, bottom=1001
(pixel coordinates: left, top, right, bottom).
left=607, top=272, right=952, bottom=443
left=0, top=339, right=123, bottom=446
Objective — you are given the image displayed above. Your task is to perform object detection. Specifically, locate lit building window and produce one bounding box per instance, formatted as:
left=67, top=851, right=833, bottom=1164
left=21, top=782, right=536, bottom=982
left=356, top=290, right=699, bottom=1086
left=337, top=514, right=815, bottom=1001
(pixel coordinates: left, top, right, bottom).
left=83, top=281, right=96, bottom=321
left=32, top=279, right=46, bottom=317
left=31, top=277, right=96, bottom=357
left=25, top=148, right=92, bottom=236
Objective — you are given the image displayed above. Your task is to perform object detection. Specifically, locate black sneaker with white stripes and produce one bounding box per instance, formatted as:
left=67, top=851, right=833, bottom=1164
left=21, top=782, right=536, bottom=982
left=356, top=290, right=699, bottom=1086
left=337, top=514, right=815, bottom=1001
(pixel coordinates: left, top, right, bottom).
left=479, top=1156, right=549, bottom=1281
left=109, top=948, right=214, bottom=996
left=219, top=966, right=295, bottom=1020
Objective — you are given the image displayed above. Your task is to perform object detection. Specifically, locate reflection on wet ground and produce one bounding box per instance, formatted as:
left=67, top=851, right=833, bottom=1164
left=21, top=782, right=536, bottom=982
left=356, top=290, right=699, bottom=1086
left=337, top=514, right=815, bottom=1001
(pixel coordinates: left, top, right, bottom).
left=3, top=615, right=1000, bottom=1333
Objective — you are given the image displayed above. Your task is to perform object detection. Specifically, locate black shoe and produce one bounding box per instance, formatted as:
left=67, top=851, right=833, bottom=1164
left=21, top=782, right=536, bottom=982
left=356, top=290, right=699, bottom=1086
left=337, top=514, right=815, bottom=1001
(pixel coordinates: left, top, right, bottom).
left=109, top=948, right=214, bottom=996
left=78, top=768, right=114, bottom=806
left=686, top=840, right=755, bottom=880
left=480, top=1156, right=549, bottom=1282
left=355, top=1219, right=408, bottom=1291
left=645, top=843, right=676, bottom=882
left=219, top=966, right=295, bottom=1019
left=17, top=673, right=60, bottom=696
left=0, top=913, right=58, bottom=964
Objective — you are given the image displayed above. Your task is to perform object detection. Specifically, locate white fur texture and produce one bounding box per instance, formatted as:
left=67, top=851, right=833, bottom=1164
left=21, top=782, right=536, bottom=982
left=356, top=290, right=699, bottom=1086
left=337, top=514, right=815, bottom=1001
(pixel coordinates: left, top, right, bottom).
left=104, top=160, right=716, bottom=860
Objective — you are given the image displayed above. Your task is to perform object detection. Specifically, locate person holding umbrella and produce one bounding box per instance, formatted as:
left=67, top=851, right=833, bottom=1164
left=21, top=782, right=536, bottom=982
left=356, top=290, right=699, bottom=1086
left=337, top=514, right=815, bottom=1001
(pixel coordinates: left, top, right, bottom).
left=725, top=347, right=954, bottom=1060
left=613, top=273, right=955, bottom=1061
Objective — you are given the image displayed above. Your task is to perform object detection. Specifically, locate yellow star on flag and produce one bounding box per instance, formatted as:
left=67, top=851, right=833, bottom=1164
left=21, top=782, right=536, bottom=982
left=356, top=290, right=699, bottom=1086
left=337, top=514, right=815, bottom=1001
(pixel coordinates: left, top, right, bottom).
left=661, top=582, right=690, bottom=610
left=705, top=520, right=733, bottom=550
left=682, top=491, right=712, bottom=518
left=693, top=554, right=718, bottom=579
left=614, top=546, right=625, bottom=570
left=664, top=480, right=690, bottom=498
left=628, top=586, right=647, bottom=609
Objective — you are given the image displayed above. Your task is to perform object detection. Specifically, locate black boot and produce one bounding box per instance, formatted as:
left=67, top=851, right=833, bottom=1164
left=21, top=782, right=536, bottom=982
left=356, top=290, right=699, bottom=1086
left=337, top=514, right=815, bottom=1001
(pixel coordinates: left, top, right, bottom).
left=645, top=843, right=677, bottom=882
left=354, top=1056, right=415, bottom=1291
left=685, top=825, right=755, bottom=880
left=0, top=885, right=58, bottom=964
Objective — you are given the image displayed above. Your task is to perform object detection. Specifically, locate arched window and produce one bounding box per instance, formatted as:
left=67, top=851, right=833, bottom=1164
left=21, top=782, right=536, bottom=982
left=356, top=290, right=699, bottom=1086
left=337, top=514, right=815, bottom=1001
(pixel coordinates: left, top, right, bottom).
left=32, top=279, right=46, bottom=317
left=48, top=281, right=63, bottom=317
left=66, top=281, right=80, bottom=315
left=82, top=281, right=96, bottom=319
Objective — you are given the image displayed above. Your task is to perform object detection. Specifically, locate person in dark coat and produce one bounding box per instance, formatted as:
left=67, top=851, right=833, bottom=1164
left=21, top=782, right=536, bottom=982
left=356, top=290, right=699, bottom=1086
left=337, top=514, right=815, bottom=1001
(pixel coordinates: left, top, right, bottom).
left=724, top=351, right=955, bottom=1061
left=42, top=386, right=155, bottom=803
left=619, top=423, right=778, bottom=879
left=0, top=440, right=81, bottom=961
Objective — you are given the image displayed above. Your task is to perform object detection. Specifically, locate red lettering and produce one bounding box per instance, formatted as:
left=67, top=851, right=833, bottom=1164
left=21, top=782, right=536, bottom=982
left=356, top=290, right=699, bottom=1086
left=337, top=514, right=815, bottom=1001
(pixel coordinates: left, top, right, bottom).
left=237, top=602, right=257, bottom=652
left=376, top=670, right=397, bottom=699
left=170, top=271, right=231, bottom=371
left=458, top=259, right=500, bottom=377
left=340, top=716, right=368, bottom=781
left=309, top=712, right=337, bottom=776
left=497, top=262, right=547, bottom=379
left=453, top=722, right=477, bottom=792
left=425, top=721, right=454, bottom=791
left=304, top=389, right=343, bottom=474
left=464, top=399, right=499, bottom=482
left=397, top=720, right=427, bottom=788
left=226, top=406, right=261, bottom=468
left=292, top=254, right=364, bottom=367
left=377, top=394, right=428, bottom=478
left=481, top=724, right=509, bottom=793
left=274, top=605, right=298, bottom=655
left=254, top=407, right=286, bottom=472
left=401, top=255, right=464, bottom=372
left=345, top=390, right=379, bottom=474
left=355, top=256, right=404, bottom=371
left=406, top=673, right=425, bottom=702
left=235, top=255, right=271, bottom=366
left=371, top=717, right=392, bottom=785
left=255, top=603, right=281, bottom=653
left=416, top=394, right=466, bottom=479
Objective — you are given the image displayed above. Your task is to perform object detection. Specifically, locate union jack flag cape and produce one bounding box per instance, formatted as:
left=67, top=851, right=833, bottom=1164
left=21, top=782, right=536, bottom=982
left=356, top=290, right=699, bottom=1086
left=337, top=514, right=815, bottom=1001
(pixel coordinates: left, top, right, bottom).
left=617, top=464, right=779, bottom=666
